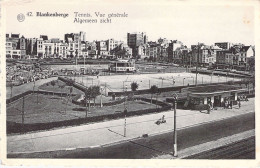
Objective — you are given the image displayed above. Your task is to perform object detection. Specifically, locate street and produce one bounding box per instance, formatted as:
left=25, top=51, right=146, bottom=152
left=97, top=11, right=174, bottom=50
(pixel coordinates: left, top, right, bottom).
left=8, top=112, right=255, bottom=158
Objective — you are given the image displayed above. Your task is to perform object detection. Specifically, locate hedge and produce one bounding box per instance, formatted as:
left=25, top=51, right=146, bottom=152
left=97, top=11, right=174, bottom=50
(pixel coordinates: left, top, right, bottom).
left=71, top=95, right=171, bottom=108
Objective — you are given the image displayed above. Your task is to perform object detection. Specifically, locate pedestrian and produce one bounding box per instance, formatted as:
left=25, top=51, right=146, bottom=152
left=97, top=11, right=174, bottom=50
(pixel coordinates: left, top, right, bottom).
left=245, top=95, right=248, bottom=101
left=230, top=100, right=233, bottom=109
left=225, top=100, right=228, bottom=109
left=162, top=115, right=165, bottom=121
left=207, top=103, right=211, bottom=114
left=238, top=99, right=241, bottom=108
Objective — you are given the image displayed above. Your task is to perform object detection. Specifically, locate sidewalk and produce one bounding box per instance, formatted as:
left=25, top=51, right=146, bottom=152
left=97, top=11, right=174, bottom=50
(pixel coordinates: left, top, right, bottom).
left=7, top=98, right=255, bottom=154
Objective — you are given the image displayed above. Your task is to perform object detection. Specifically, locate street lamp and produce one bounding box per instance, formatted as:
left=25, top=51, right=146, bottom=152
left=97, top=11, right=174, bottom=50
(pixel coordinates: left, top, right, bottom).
left=100, top=87, right=104, bottom=107
left=190, top=76, right=194, bottom=85
left=226, top=72, right=228, bottom=82
left=172, top=93, right=178, bottom=157
left=124, top=85, right=128, bottom=137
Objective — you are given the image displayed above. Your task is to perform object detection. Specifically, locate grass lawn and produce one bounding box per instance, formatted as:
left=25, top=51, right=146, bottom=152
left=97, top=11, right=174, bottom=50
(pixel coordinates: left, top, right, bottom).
left=39, top=80, right=83, bottom=95
left=7, top=94, right=157, bottom=124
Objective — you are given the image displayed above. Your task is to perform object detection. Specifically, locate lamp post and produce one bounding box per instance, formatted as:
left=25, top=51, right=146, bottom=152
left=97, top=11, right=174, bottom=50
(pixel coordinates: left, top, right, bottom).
left=195, top=42, right=199, bottom=86
left=172, top=93, right=178, bottom=157
left=124, top=85, right=128, bottom=137
left=190, top=76, right=194, bottom=85
left=161, top=78, right=164, bottom=88
left=226, top=72, right=228, bottom=82
left=100, top=87, right=104, bottom=107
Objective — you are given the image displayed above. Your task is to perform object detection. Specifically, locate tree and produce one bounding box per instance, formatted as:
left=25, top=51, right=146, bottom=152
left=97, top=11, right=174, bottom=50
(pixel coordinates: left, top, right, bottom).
left=92, top=85, right=101, bottom=106
left=84, top=87, right=92, bottom=116
left=84, top=85, right=101, bottom=117
left=150, top=85, right=159, bottom=104
left=130, top=82, right=139, bottom=99
left=50, top=80, right=56, bottom=97
left=131, top=82, right=139, bottom=92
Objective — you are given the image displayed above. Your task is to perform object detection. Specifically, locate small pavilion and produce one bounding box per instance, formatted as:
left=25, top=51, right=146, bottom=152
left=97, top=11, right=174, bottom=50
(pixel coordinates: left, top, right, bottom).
left=187, top=84, right=247, bottom=107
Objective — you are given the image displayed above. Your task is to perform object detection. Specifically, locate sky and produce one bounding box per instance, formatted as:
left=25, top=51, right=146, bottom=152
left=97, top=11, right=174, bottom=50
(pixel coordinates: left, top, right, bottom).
left=2, top=0, right=256, bottom=47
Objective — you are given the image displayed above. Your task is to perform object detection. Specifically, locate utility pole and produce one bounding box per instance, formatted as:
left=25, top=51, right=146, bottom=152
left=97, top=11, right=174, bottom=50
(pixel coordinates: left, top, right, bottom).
left=195, top=42, right=199, bottom=86
left=22, top=96, right=25, bottom=132
left=33, top=80, right=35, bottom=94
left=37, top=89, right=39, bottom=104
left=105, top=83, right=107, bottom=96
left=172, top=93, right=178, bottom=157
left=124, top=85, right=128, bottom=137
left=189, top=54, right=192, bottom=72
left=100, top=87, right=103, bottom=108
left=10, top=82, right=13, bottom=98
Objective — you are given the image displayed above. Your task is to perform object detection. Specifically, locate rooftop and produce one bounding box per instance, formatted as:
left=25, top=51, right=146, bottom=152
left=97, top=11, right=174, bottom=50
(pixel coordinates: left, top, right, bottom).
left=188, top=85, right=243, bottom=93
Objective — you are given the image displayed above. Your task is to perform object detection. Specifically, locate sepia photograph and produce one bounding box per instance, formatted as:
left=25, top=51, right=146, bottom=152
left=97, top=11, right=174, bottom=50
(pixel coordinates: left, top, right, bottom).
left=0, top=0, right=259, bottom=166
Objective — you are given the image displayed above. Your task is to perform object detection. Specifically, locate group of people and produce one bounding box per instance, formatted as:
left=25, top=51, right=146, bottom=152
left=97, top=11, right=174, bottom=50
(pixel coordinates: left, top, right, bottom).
left=238, top=94, right=248, bottom=101
left=222, top=95, right=248, bottom=109
left=223, top=99, right=234, bottom=109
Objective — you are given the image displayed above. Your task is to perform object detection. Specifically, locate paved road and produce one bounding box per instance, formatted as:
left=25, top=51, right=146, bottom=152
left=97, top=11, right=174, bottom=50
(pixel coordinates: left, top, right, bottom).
left=8, top=112, right=255, bottom=158
left=184, top=136, right=255, bottom=159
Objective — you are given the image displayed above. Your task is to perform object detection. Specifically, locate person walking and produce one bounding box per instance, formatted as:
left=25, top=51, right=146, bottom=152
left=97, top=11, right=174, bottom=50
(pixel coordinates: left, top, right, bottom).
left=207, top=103, right=211, bottom=114
left=238, top=99, right=241, bottom=108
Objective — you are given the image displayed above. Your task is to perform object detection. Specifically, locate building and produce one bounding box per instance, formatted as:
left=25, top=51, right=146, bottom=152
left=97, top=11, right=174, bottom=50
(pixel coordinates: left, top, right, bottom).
left=168, top=40, right=183, bottom=63
left=106, top=38, right=123, bottom=53
left=215, top=42, right=232, bottom=50
left=40, top=35, right=48, bottom=41
left=147, top=41, right=159, bottom=61
left=6, top=33, right=26, bottom=59
left=26, top=38, right=38, bottom=56
left=80, top=31, right=86, bottom=42
left=191, top=43, right=221, bottom=66
left=96, top=40, right=108, bottom=56
left=216, top=45, right=254, bottom=70
left=187, top=84, right=246, bottom=109
left=110, top=43, right=132, bottom=59
left=127, top=32, right=148, bottom=58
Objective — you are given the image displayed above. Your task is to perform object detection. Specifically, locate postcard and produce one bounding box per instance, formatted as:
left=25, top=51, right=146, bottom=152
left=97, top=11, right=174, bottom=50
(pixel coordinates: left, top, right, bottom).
left=0, top=0, right=259, bottom=167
